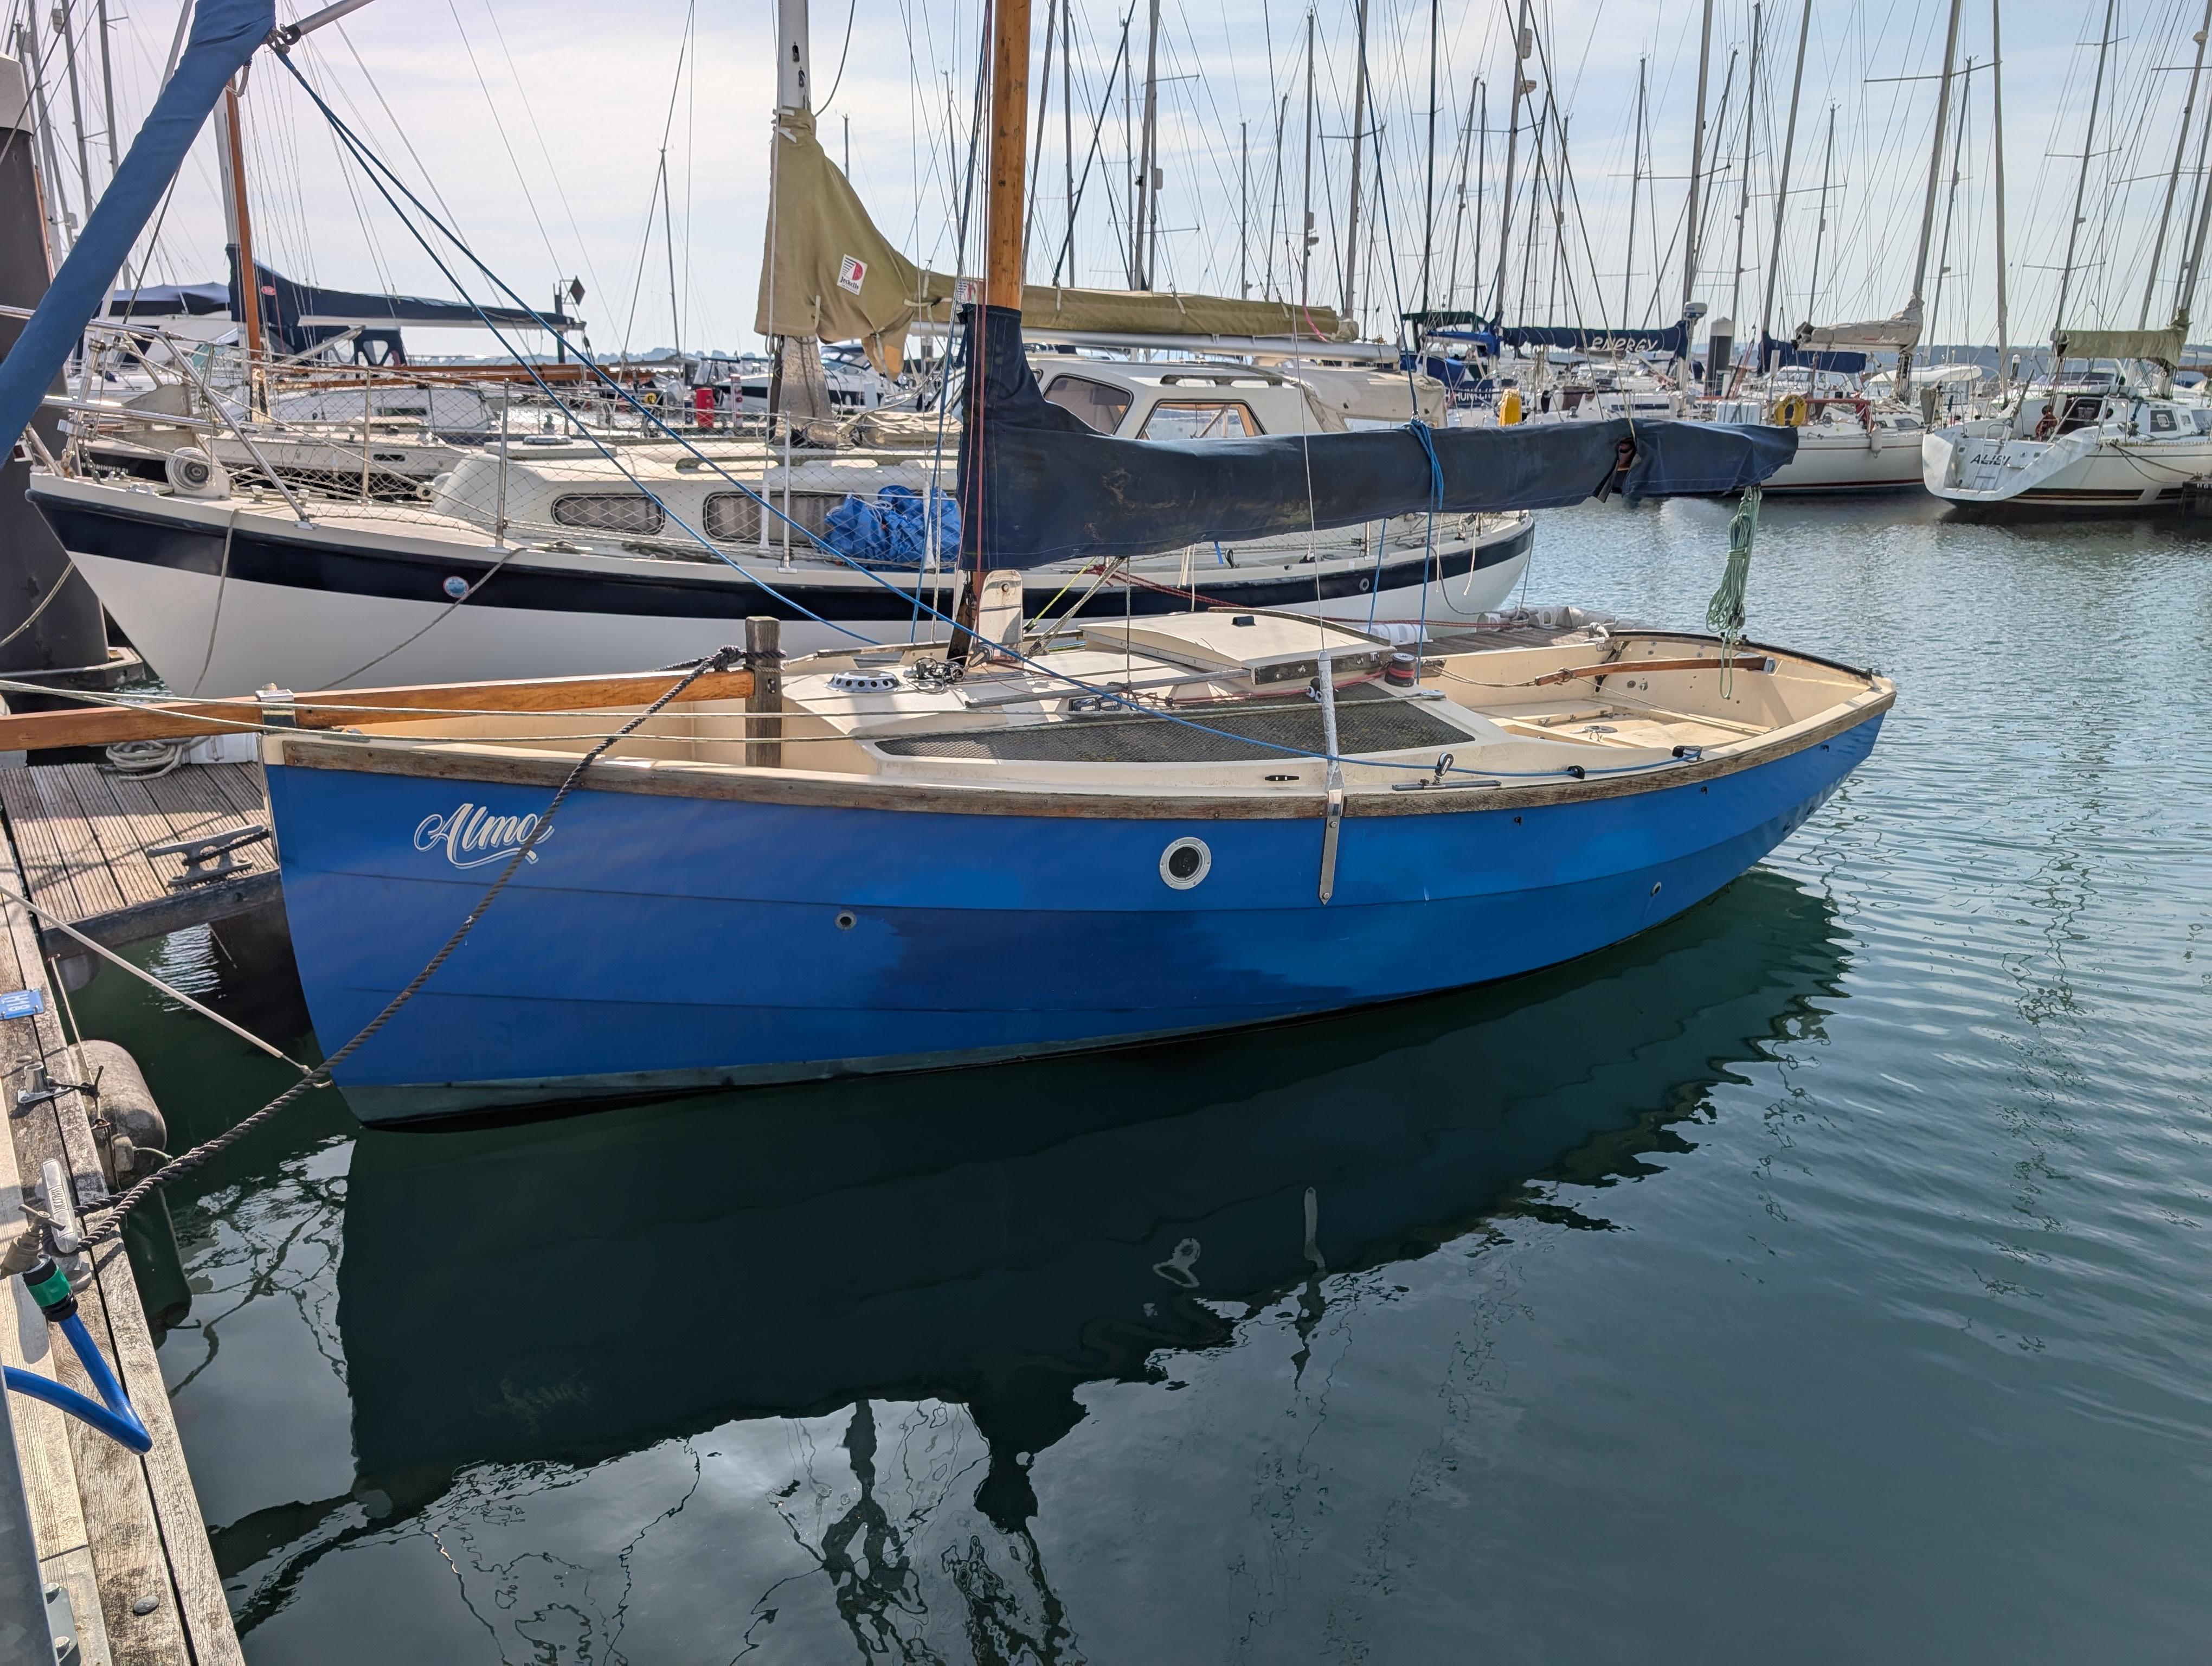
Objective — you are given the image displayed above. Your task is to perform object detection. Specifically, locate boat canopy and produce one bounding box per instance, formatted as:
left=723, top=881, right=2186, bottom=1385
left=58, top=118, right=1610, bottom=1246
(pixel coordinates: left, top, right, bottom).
left=755, top=109, right=1354, bottom=376
left=953, top=304, right=1796, bottom=567
left=2052, top=323, right=2187, bottom=369
left=1792, top=299, right=1922, bottom=353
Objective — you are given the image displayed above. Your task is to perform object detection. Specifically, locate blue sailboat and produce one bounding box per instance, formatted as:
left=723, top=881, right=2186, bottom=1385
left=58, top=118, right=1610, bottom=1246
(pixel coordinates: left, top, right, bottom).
left=0, top=0, right=1889, bottom=1126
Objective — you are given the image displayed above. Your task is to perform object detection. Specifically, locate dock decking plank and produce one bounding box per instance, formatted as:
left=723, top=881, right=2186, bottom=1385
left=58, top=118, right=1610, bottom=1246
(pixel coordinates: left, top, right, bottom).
left=18, top=767, right=130, bottom=921
left=2, top=850, right=246, bottom=1664
left=0, top=767, right=100, bottom=926
left=0, top=762, right=280, bottom=952
left=53, top=768, right=178, bottom=915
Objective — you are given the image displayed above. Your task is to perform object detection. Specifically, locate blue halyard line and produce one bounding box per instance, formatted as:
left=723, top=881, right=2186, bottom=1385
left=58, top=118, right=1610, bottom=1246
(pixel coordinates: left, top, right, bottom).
left=278, top=54, right=1683, bottom=785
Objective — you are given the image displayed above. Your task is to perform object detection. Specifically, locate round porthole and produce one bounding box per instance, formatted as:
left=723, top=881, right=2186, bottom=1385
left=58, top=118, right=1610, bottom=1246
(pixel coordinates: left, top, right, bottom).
left=1160, top=837, right=1212, bottom=890
left=442, top=575, right=469, bottom=599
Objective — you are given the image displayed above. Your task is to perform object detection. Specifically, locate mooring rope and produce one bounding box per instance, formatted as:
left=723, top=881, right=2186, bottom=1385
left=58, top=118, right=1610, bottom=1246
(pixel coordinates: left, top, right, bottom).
left=69, top=646, right=747, bottom=1245
left=1708, top=487, right=1760, bottom=697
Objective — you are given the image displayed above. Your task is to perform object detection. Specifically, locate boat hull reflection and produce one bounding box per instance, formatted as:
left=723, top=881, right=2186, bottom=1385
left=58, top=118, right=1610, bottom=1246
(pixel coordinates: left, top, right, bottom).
left=337, top=867, right=1846, bottom=1516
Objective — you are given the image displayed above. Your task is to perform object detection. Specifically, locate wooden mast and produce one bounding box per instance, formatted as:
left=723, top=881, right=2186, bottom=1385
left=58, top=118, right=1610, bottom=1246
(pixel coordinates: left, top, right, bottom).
left=216, top=82, right=265, bottom=411
left=953, top=0, right=1033, bottom=659
left=985, top=0, right=1034, bottom=309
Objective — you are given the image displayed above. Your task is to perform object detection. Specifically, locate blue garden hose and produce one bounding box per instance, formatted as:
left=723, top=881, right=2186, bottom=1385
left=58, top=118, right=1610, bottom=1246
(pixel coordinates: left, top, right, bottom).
left=2, top=1255, right=152, bottom=1453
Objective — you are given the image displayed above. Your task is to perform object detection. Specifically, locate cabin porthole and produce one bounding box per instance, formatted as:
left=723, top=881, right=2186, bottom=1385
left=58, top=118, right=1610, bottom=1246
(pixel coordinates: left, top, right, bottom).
left=442, top=575, right=468, bottom=599
left=1160, top=837, right=1212, bottom=890
left=835, top=910, right=857, bottom=930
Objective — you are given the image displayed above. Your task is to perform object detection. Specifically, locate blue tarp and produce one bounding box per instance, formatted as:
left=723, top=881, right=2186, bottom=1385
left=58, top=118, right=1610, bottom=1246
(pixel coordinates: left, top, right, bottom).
left=0, top=0, right=274, bottom=454
left=826, top=484, right=960, bottom=568
left=953, top=305, right=1796, bottom=568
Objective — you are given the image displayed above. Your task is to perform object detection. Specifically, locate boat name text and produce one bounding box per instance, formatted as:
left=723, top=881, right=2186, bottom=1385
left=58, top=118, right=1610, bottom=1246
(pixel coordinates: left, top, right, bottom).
left=414, top=802, right=551, bottom=868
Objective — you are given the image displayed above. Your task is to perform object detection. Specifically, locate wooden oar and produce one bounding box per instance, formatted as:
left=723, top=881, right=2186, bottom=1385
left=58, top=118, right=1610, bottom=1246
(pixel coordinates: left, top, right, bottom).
left=0, top=667, right=757, bottom=752
left=1530, top=654, right=1774, bottom=688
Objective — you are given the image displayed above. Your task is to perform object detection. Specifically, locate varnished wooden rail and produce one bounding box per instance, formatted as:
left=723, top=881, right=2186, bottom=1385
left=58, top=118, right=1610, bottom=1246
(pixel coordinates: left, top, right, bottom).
left=1530, top=653, right=1774, bottom=688
left=0, top=668, right=757, bottom=752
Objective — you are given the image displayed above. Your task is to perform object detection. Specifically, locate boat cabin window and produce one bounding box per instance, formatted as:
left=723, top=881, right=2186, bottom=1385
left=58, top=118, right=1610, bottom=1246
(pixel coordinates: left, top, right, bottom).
left=1041, top=375, right=1134, bottom=434
left=2055, top=395, right=2105, bottom=435
left=552, top=494, right=665, bottom=536
left=1139, top=399, right=1264, bottom=440
left=2149, top=407, right=2179, bottom=433
left=703, top=491, right=843, bottom=544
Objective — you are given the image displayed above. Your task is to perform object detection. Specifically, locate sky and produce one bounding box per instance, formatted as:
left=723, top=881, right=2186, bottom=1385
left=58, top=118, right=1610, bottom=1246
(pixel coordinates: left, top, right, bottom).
left=5, top=0, right=2206, bottom=358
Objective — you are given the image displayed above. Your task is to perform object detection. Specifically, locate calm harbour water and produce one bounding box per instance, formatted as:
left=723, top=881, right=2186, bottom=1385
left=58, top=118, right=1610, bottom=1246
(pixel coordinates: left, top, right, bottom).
left=73, top=491, right=2212, bottom=1662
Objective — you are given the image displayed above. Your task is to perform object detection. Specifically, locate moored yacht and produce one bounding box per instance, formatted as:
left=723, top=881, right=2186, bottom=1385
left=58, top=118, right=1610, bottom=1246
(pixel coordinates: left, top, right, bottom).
left=31, top=350, right=1531, bottom=696
left=1923, top=333, right=2212, bottom=511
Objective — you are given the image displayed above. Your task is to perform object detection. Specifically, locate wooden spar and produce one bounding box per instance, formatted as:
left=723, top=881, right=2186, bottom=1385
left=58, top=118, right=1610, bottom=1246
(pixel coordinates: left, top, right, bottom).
left=0, top=667, right=757, bottom=752
left=217, top=81, right=265, bottom=407
left=953, top=0, right=1034, bottom=661
left=985, top=0, right=1035, bottom=309
left=1531, top=654, right=1774, bottom=688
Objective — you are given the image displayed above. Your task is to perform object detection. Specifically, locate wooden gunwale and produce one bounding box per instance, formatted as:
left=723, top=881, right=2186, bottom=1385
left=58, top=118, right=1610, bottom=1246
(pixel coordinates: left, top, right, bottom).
left=274, top=679, right=1894, bottom=821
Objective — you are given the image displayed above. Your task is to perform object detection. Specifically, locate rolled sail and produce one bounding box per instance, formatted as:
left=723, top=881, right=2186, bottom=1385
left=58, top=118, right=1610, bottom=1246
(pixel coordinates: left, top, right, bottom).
left=756, top=109, right=1354, bottom=374
left=954, top=305, right=1796, bottom=567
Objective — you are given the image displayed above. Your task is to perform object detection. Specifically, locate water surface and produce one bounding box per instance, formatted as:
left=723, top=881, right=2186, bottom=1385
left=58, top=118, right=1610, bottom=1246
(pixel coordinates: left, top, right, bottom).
left=72, top=492, right=2212, bottom=1661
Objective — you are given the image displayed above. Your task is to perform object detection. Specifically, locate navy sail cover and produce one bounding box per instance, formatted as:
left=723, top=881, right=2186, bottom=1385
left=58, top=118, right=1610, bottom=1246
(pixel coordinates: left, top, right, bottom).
left=955, top=306, right=1795, bottom=568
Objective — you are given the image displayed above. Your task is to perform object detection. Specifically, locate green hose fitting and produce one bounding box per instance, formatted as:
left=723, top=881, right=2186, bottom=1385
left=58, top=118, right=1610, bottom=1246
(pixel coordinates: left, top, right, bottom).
left=23, top=1255, right=76, bottom=1321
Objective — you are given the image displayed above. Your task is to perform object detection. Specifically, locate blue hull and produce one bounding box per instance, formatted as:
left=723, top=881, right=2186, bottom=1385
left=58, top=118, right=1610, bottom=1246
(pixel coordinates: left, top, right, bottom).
left=268, top=710, right=1882, bottom=1122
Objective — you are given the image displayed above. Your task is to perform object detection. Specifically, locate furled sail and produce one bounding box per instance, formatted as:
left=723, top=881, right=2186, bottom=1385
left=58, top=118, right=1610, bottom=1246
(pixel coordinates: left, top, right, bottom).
left=1496, top=319, right=1692, bottom=357
left=1793, top=300, right=1922, bottom=353
left=953, top=305, right=1795, bottom=568
left=755, top=110, right=1354, bottom=375
left=2052, top=323, right=2187, bottom=368
left=0, top=0, right=274, bottom=454
left=1399, top=313, right=1692, bottom=358
left=224, top=257, right=575, bottom=358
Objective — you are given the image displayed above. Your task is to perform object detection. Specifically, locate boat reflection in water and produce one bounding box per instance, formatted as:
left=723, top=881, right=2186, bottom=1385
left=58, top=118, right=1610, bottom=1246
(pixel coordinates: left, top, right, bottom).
left=335, top=864, right=1844, bottom=1515
left=248, top=870, right=1848, bottom=1650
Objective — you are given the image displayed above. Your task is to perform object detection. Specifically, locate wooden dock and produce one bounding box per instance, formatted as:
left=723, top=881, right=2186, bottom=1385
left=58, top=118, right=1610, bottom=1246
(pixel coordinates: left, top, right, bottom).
left=0, top=761, right=278, bottom=952
left=1, top=799, right=244, bottom=1662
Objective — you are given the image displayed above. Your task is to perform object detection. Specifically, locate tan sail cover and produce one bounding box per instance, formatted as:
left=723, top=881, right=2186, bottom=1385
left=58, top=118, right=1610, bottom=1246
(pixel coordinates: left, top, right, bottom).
left=756, top=110, right=1354, bottom=374
left=1795, top=299, right=1922, bottom=352
left=2052, top=324, right=2187, bottom=368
